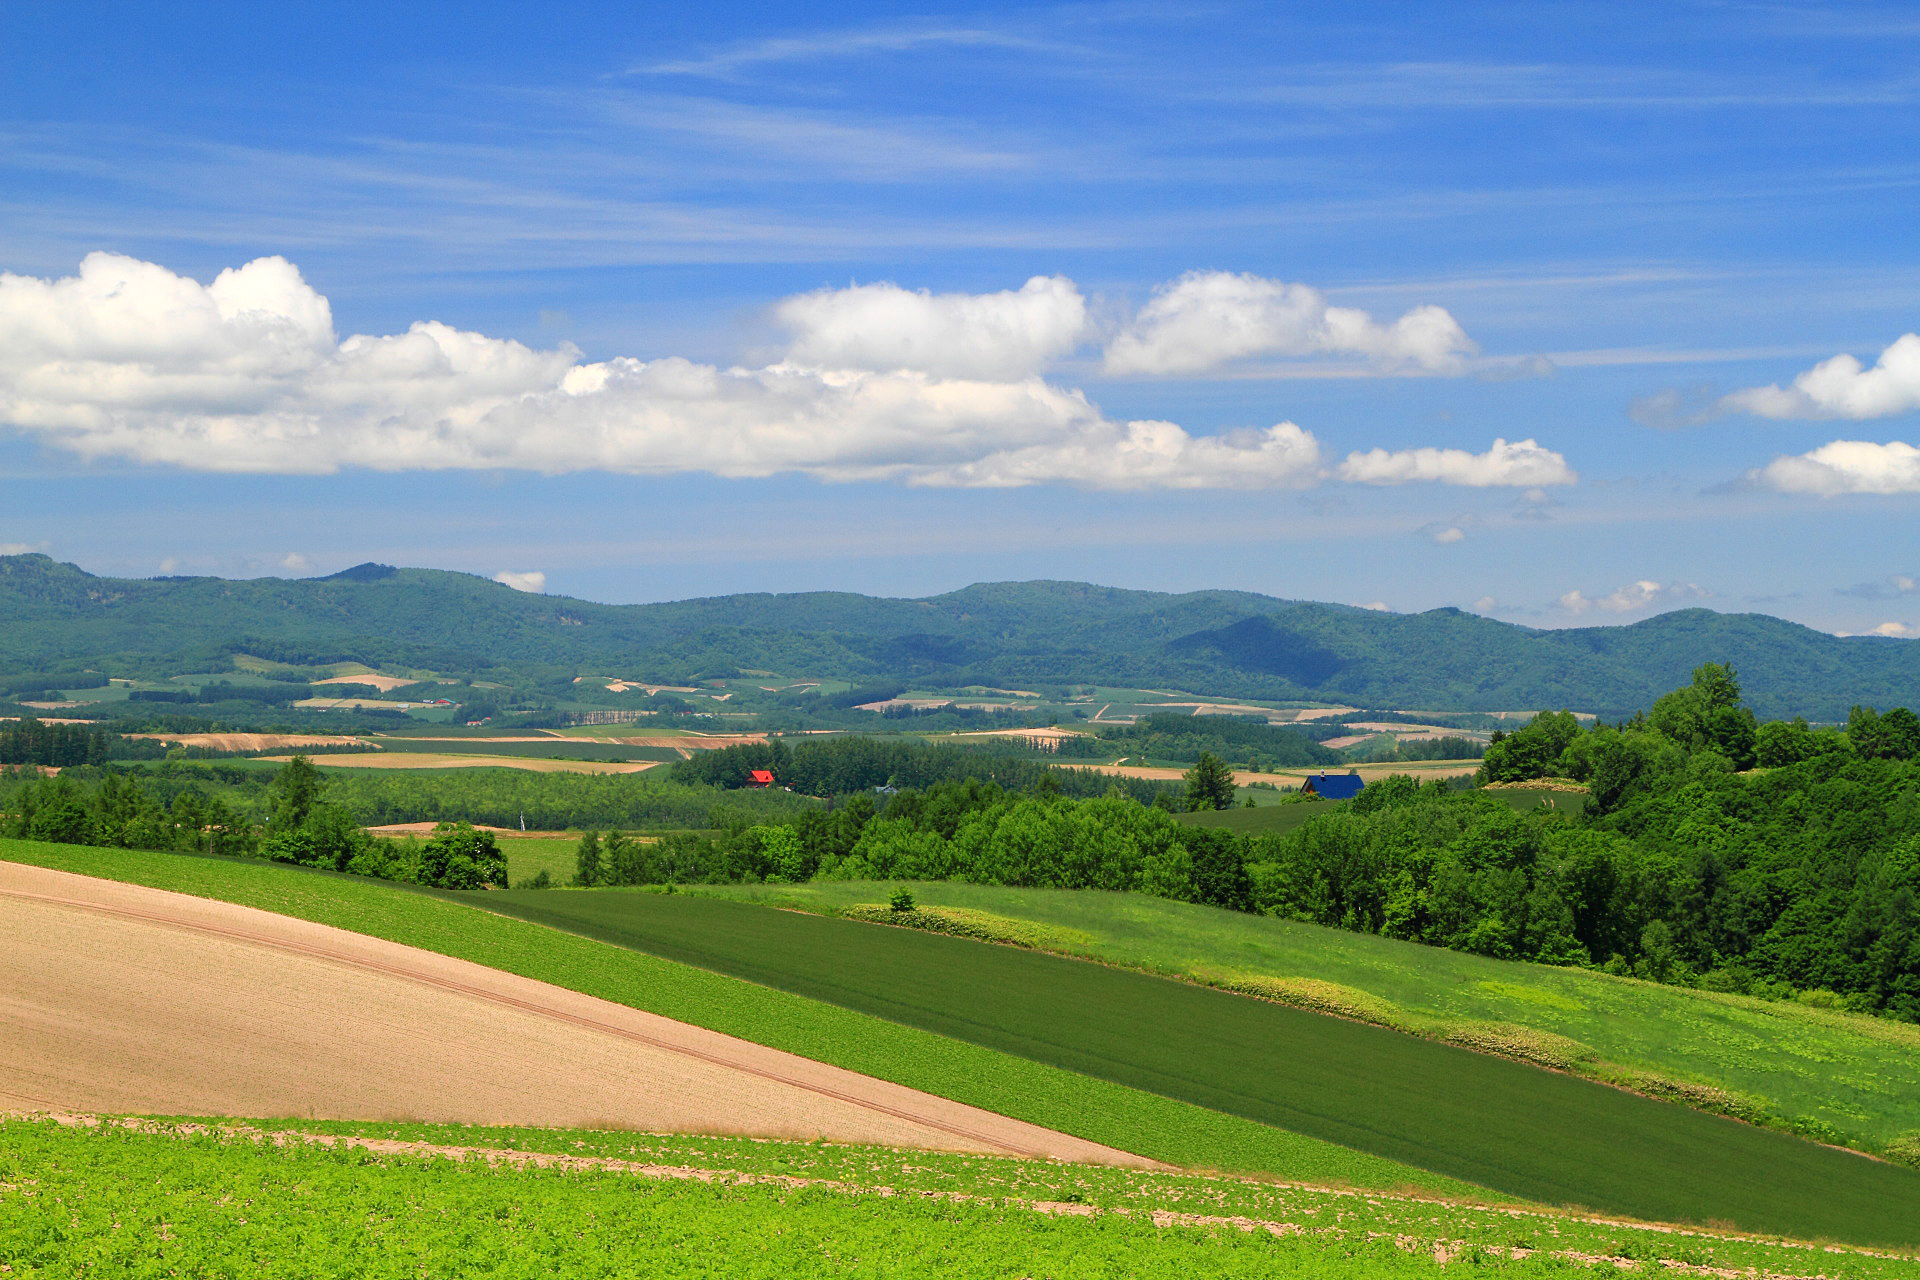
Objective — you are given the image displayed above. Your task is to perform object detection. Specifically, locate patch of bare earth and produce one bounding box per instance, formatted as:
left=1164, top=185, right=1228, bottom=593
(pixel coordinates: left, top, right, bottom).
left=258, top=753, right=660, bottom=774
left=128, top=732, right=370, bottom=752
left=364, top=822, right=585, bottom=839
left=311, top=674, right=432, bottom=692
left=0, top=861, right=1148, bottom=1164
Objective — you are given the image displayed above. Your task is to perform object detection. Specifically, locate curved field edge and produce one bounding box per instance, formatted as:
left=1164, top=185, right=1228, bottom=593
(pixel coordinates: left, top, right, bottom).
left=0, top=841, right=1477, bottom=1198
left=693, top=880, right=1920, bottom=1156
left=471, top=887, right=1920, bottom=1248
left=7, top=1117, right=1916, bottom=1280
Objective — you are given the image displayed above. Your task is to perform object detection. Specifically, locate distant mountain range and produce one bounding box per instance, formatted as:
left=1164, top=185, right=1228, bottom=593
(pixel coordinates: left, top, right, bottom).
left=0, top=554, right=1914, bottom=719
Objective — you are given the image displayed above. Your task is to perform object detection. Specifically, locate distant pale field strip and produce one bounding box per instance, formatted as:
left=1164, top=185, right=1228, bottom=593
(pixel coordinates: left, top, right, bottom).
left=365, top=823, right=581, bottom=839
left=310, top=673, right=437, bottom=692
left=130, top=732, right=370, bottom=751
left=261, top=752, right=660, bottom=774
left=0, top=860, right=1148, bottom=1165
left=1064, top=761, right=1483, bottom=785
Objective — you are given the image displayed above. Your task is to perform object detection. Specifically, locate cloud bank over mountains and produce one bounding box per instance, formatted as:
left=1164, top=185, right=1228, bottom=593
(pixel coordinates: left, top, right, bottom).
left=0, top=252, right=1569, bottom=491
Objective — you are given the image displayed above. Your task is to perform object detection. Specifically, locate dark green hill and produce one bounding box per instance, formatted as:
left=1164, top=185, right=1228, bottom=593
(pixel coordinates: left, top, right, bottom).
left=1, top=554, right=1914, bottom=718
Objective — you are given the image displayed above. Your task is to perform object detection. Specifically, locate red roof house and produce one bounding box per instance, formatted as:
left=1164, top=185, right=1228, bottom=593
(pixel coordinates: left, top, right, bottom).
left=746, top=769, right=776, bottom=788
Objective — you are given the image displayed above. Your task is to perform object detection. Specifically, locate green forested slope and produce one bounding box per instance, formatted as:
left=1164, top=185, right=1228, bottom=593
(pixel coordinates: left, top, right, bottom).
left=3, top=554, right=1917, bottom=716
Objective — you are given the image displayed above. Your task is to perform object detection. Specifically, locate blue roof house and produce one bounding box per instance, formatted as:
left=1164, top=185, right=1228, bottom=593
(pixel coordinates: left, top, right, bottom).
left=1300, top=773, right=1365, bottom=800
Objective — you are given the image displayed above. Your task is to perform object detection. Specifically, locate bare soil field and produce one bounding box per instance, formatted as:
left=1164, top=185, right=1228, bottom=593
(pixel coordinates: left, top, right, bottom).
left=311, top=674, right=431, bottom=692
left=130, top=732, right=370, bottom=752
left=949, top=727, right=1088, bottom=742
left=261, top=753, right=661, bottom=774
left=0, top=860, right=1150, bottom=1164
left=364, top=822, right=585, bottom=839
left=604, top=734, right=767, bottom=752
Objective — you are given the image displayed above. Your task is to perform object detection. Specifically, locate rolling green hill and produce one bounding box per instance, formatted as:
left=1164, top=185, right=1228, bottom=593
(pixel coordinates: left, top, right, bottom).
left=0, top=840, right=1475, bottom=1196
left=3, top=554, right=1917, bottom=717
left=475, top=888, right=1920, bottom=1244
left=698, top=880, right=1920, bottom=1153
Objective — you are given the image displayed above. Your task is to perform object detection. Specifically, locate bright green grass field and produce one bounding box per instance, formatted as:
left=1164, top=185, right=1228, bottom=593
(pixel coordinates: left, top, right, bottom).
left=477, top=887, right=1920, bottom=1247
left=7, top=1118, right=1916, bottom=1280
left=0, top=841, right=1470, bottom=1197
left=500, top=837, right=580, bottom=884
left=705, top=880, right=1920, bottom=1152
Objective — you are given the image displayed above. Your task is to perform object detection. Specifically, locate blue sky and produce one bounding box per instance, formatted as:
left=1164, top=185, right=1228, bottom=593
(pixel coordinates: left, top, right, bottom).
left=4, top=1, right=1920, bottom=633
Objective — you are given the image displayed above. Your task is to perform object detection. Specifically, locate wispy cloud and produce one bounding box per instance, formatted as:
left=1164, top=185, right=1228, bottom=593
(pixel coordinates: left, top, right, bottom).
left=638, top=23, right=1060, bottom=79
left=1224, top=60, right=1920, bottom=110
left=1559, top=580, right=1711, bottom=615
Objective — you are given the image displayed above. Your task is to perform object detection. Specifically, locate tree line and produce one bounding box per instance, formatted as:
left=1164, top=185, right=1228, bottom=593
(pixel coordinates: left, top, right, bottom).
left=1, top=757, right=503, bottom=889
left=570, top=666, right=1920, bottom=1022
left=669, top=735, right=1175, bottom=803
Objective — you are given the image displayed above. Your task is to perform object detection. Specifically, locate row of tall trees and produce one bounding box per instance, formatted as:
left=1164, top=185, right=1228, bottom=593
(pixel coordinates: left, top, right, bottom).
left=3, top=757, right=504, bottom=889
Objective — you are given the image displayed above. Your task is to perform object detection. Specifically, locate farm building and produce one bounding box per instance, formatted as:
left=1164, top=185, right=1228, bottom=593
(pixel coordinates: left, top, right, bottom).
left=1300, top=772, right=1365, bottom=800
left=745, top=769, right=776, bottom=788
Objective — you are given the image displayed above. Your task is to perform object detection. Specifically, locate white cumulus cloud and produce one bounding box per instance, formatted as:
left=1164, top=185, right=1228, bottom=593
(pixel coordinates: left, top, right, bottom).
left=1862, top=621, right=1918, bottom=638
left=1748, top=440, right=1920, bottom=495
left=0, top=253, right=1567, bottom=495
left=1722, top=334, right=1920, bottom=420
left=908, top=420, right=1323, bottom=490
left=494, top=570, right=547, bottom=593
left=776, top=275, right=1088, bottom=380
left=1337, top=438, right=1576, bottom=487
left=1102, top=271, right=1477, bottom=377
left=1559, top=580, right=1710, bottom=615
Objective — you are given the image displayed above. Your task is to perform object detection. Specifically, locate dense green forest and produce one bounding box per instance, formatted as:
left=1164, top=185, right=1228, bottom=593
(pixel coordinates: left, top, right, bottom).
left=6, top=553, right=1920, bottom=716
left=1053, top=712, right=1341, bottom=767
left=670, top=735, right=1174, bottom=801
left=0, top=760, right=819, bottom=839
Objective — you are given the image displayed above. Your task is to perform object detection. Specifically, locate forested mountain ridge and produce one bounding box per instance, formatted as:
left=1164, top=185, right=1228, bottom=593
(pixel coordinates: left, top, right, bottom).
left=1, top=554, right=1914, bottom=718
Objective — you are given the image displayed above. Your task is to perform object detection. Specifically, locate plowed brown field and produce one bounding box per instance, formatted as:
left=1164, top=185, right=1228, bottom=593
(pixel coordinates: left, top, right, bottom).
left=0, top=861, right=1151, bottom=1164
left=259, top=753, right=661, bottom=774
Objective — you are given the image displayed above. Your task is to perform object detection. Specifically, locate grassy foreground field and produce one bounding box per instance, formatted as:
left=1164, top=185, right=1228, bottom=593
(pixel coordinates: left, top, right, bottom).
left=479, top=888, right=1920, bottom=1245
left=704, top=881, right=1920, bottom=1152
left=0, top=840, right=1472, bottom=1196
left=6, top=1117, right=1916, bottom=1280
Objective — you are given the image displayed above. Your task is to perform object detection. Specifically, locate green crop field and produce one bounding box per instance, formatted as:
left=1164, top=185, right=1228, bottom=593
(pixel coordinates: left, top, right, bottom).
left=6, top=1118, right=1915, bottom=1280
left=0, top=840, right=1473, bottom=1196
left=499, top=836, right=582, bottom=883
left=478, top=887, right=1920, bottom=1246
left=704, top=880, right=1920, bottom=1153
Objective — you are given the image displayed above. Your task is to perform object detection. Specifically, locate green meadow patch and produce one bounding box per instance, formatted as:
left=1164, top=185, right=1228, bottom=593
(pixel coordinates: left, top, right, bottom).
left=479, top=887, right=1920, bottom=1246
left=706, top=879, right=1920, bottom=1156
